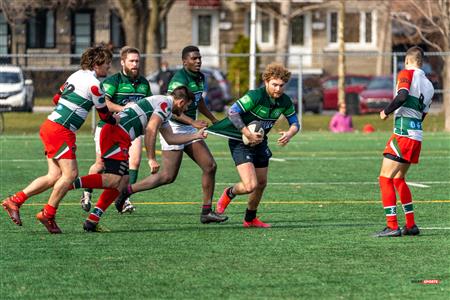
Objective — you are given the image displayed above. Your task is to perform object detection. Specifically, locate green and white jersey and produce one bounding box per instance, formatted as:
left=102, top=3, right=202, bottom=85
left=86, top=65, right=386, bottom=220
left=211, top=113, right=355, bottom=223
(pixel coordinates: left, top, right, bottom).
left=394, top=67, right=434, bottom=141
left=167, top=68, right=204, bottom=124
left=117, top=95, right=173, bottom=141
left=48, top=69, right=107, bottom=132
left=236, top=86, right=296, bottom=136
left=98, top=72, right=152, bottom=127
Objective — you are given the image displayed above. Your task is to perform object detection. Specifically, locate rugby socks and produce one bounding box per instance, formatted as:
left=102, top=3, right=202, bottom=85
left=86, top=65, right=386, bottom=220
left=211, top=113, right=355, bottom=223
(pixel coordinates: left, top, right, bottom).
left=10, top=191, right=28, bottom=205
left=88, top=189, right=120, bottom=223
left=379, top=176, right=398, bottom=230
left=393, top=178, right=415, bottom=228
left=226, top=186, right=236, bottom=199
left=84, top=188, right=93, bottom=194
left=202, top=204, right=212, bottom=214
left=244, top=209, right=257, bottom=222
left=43, top=204, right=57, bottom=219
left=129, top=169, right=139, bottom=185
left=71, top=174, right=103, bottom=190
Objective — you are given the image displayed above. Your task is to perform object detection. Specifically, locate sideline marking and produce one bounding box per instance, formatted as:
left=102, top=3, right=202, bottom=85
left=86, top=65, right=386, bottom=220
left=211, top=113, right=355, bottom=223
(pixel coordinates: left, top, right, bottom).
left=270, top=158, right=286, bottom=162
left=407, top=182, right=430, bottom=188
left=421, top=227, right=450, bottom=230
left=23, top=199, right=450, bottom=206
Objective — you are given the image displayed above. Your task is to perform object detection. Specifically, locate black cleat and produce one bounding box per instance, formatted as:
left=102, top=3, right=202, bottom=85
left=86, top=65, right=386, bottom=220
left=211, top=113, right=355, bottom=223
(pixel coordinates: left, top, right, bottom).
left=401, top=224, right=420, bottom=236
left=200, top=211, right=229, bottom=224
left=83, top=219, right=100, bottom=232
left=373, top=227, right=401, bottom=238
left=115, top=190, right=130, bottom=213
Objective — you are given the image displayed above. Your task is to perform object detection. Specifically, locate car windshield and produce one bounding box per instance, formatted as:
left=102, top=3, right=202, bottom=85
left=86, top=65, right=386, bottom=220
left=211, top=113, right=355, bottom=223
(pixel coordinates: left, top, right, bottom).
left=366, top=77, right=393, bottom=90
left=323, top=78, right=338, bottom=89
left=349, top=77, right=371, bottom=86
left=0, top=72, right=21, bottom=84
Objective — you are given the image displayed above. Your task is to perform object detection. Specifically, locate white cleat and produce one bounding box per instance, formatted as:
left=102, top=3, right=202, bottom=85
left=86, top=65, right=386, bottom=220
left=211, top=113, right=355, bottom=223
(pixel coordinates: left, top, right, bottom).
left=80, top=191, right=92, bottom=212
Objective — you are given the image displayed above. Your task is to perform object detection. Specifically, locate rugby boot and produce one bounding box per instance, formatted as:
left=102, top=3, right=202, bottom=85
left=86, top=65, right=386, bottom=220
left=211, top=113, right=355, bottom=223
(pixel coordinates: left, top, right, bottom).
left=216, top=188, right=232, bottom=214
left=115, top=190, right=130, bottom=213
left=80, top=191, right=92, bottom=212
left=373, top=227, right=401, bottom=237
left=36, top=210, right=62, bottom=234
left=401, top=224, right=420, bottom=236
left=200, top=211, right=229, bottom=224
left=243, top=217, right=271, bottom=228
left=2, top=196, right=22, bottom=226
left=121, top=198, right=136, bottom=213
left=83, top=219, right=100, bottom=232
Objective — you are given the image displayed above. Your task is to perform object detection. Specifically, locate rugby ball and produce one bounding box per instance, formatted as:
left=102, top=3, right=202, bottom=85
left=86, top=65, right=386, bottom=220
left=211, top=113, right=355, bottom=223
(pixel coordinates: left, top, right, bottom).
left=242, top=121, right=264, bottom=145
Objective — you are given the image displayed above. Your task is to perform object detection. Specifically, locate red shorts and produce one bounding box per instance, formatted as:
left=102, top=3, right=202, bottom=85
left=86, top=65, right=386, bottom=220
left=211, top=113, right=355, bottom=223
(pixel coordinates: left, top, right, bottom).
left=40, top=119, right=76, bottom=159
left=383, top=134, right=422, bottom=164
left=100, top=124, right=131, bottom=161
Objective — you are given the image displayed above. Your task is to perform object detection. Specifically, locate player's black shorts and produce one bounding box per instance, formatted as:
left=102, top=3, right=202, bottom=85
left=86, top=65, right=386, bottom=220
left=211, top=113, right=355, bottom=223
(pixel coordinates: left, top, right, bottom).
left=228, top=139, right=272, bottom=168
left=103, top=158, right=129, bottom=176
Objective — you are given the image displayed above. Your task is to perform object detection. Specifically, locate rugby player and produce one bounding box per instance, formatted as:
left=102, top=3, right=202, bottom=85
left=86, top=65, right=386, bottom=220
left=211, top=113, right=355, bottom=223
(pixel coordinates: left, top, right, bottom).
left=80, top=46, right=152, bottom=214
left=375, top=46, right=434, bottom=237
left=2, top=46, right=118, bottom=233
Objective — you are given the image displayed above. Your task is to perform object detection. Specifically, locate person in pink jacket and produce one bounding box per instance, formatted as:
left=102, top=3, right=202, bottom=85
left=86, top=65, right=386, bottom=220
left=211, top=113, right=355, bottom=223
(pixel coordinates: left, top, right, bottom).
left=329, top=102, right=353, bottom=133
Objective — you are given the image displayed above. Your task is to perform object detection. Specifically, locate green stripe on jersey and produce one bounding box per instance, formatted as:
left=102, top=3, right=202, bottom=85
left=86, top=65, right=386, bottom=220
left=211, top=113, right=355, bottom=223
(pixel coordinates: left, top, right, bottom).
left=394, top=117, right=422, bottom=135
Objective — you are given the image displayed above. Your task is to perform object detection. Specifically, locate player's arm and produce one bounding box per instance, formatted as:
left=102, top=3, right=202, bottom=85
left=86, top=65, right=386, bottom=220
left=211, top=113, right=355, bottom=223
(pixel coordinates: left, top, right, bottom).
left=171, top=112, right=208, bottom=129
left=91, top=84, right=119, bottom=125
left=380, top=89, right=409, bottom=119
left=198, top=97, right=218, bottom=124
left=159, top=124, right=207, bottom=145
left=278, top=113, right=300, bottom=146
left=105, top=96, right=126, bottom=112
left=144, top=114, right=164, bottom=174
left=228, top=101, right=262, bottom=145
left=52, top=82, right=66, bottom=105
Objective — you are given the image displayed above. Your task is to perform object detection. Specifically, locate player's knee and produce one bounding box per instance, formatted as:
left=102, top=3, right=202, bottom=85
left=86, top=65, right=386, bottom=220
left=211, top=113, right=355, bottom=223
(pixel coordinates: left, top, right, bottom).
left=203, top=160, right=217, bottom=175
left=243, top=181, right=257, bottom=194
left=160, top=172, right=177, bottom=184
left=257, top=179, right=267, bottom=189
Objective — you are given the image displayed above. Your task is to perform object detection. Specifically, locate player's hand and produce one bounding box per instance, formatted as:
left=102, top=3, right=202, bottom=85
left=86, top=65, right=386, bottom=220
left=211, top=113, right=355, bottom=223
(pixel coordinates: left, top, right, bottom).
left=277, top=131, right=292, bottom=146
left=245, top=132, right=263, bottom=146
left=380, top=110, right=388, bottom=120
left=192, top=120, right=208, bottom=129
left=148, top=159, right=160, bottom=174
left=195, top=128, right=208, bottom=139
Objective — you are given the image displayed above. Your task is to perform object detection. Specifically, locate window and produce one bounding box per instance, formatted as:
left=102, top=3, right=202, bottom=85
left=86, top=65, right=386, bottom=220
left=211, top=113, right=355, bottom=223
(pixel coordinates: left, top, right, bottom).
left=291, top=15, right=305, bottom=46
left=110, top=11, right=125, bottom=51
left=160, top=16, right=167, bottom=49
left=72, top=12, right=93, bottom=55
left=198, top=15, right=212, bottom=46
left=27, top=9, right=55, bottom=48
left=328, top=11, right=374, bottom=45
left=0, top=13, right=10, bottom=55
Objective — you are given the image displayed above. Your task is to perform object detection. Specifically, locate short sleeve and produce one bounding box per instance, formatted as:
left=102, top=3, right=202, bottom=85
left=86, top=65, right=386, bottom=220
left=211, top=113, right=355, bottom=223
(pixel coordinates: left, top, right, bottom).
left=236, top=90, right=259, bottom=112
left=396, top=69, right=414, bottom=93
left=102, top=76, right=117, bottom=98
left=90, top=82, right=107, bottom=108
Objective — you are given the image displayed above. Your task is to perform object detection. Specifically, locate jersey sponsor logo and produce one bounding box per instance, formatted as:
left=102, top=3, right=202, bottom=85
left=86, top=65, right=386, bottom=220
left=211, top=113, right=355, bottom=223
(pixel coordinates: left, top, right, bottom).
left=160, top=102, right=168, bottom=113
left=399, top=77, right=410, bottom=84
left=91, top=85, right=102, bottom=97
left=137, top=85, right=148, bottom=93
left=270, top=109, right=283, bottom=119
left=261, top=120, right=274, bottom=130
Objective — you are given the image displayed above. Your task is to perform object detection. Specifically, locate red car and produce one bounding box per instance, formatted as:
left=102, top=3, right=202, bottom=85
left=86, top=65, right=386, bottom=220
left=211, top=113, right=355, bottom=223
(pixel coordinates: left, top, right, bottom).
left=321, top=75, right=372, bottom=110
left=359, top=76, right=394, bottom=114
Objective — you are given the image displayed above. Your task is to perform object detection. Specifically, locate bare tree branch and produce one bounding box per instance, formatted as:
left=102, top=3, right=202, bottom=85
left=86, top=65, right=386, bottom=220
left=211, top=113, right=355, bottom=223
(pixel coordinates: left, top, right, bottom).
left=393, top=16, right=443, bottom=51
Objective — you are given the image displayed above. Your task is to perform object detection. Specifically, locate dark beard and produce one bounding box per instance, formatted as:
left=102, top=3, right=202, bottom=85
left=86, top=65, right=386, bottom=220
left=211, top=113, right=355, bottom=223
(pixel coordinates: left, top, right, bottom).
left=124, top=66, right=139, bottom=79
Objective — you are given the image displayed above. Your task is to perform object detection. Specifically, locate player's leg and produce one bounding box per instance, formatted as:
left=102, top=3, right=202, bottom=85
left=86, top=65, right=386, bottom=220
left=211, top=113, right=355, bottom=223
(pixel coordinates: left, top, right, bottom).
left=122, top=136, right=143, bottom=213
left=374, top=157, right=406, bottom=237
left=36, top=158, right=78, bottom=234
left=81, top=125, right=104, bottom=212
left=184, top=140, right=227, bottom=223
left=115, top=150, right=184, bottom=212
left=84, top=174, right=126, bottom=232
left=243, top=167, right=271, bottom=228
left=2, top=158, right=62, bottom=226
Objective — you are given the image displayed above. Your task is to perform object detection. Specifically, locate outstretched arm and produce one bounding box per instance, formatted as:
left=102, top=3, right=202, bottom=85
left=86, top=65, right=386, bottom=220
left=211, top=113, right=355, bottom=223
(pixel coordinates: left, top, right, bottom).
left=144, top=114, right=164, bottom=174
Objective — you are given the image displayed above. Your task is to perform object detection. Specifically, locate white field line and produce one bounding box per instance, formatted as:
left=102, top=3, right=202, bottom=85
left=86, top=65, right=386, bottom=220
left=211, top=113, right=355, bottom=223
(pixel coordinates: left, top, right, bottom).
left=269, top=158, right=286, bottom=162
left=421, top=227, right=450, bottom=230
left=216, top=181, right=448, bottom=187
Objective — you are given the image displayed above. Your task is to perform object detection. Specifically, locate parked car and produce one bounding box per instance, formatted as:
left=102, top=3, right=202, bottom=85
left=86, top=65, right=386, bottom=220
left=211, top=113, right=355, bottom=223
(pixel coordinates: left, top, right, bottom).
left=321, top=75, right=372, bottom=110
left=0, top=65, right=34, bottom=112
left=146, top=66, right=232, bottom=112
left=284, top=74, right=323, bottom=114
left=358, top=76, right=394, bottom=114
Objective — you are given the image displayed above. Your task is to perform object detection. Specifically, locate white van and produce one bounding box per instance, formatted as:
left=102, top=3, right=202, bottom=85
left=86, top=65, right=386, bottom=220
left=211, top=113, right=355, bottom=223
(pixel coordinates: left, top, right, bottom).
left=0, top=65, right=34, bottom=112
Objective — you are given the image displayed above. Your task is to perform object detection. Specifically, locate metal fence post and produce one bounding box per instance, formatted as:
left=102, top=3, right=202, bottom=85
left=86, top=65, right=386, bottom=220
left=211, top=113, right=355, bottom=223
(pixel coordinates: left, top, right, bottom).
left=297, top=54, right=303, bottom=130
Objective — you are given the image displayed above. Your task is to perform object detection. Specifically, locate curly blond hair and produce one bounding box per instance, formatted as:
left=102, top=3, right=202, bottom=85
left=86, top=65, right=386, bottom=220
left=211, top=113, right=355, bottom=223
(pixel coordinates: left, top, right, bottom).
left=262, top=63, right=291, bottom=83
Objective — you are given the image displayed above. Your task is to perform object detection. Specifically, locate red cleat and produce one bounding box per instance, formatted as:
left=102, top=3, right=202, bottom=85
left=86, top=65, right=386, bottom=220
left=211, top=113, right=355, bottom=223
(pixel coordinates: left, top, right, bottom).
left=2, top=197, right=22, bottom=226
left=36, top=210, right=62, bottom=234
left=243, top=217, right=271, bottom=228
left=216, top=188, right=232, bottom=214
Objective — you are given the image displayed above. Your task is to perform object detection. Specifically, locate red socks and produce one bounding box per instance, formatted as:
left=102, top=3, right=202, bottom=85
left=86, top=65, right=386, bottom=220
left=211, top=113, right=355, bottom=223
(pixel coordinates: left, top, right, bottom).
left=393, top=178, right=415, bottom=229
left=43, top=204, right=57, bottom=219
left=379, top=176, right=398, bottom=230
left=88, top=189, right=120, bottom=223
left=11, top=191, right=28, bottom=205
left=71, top=174, right=103, bottom=190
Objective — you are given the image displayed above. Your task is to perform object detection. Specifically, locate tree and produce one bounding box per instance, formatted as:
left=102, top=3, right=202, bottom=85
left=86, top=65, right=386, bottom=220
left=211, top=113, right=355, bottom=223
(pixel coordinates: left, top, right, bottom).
left=392, top=0, right=450, bottom=131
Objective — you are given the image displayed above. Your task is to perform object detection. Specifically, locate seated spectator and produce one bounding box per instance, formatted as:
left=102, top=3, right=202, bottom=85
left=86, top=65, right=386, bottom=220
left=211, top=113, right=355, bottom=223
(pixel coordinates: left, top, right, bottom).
left=329, top=102, right=354, bottom=133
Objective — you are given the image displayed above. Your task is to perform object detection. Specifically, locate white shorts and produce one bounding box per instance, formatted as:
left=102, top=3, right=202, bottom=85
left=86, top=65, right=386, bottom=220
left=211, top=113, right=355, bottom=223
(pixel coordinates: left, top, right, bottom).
left=159, top=121, right=199, bottom=151
left=94, top=125, right=103, bottom=154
